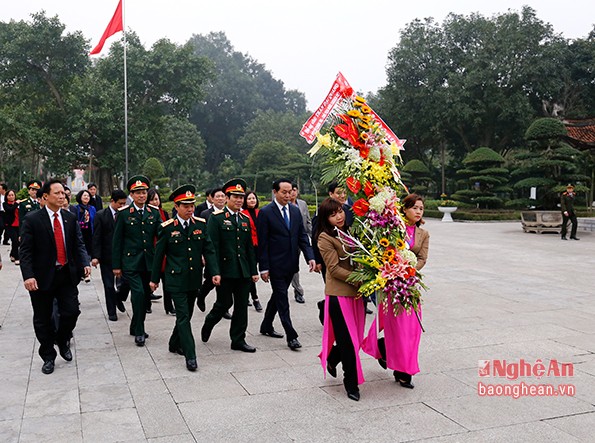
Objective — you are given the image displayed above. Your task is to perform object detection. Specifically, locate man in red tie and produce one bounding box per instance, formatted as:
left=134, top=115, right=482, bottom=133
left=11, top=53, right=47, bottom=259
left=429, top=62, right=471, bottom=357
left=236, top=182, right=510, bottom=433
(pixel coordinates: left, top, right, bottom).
left=19, top=179, right=91, bottom=374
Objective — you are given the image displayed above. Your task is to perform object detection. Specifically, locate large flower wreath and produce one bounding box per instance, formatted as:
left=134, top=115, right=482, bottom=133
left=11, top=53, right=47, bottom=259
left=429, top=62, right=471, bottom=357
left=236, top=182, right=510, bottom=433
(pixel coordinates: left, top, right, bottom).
left=307, top=94, right=426, bottom=321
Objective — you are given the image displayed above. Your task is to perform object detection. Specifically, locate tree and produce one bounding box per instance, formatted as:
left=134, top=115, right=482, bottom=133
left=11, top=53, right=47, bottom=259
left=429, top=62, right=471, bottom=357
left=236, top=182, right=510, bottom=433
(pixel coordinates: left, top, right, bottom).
left=401, top=159, right=434, bottom=195
left=188, top=32, right=307, bottom=170
left=243, top=141, right=306, bottom=192
left=452, top=147, right=509, bottom=208
left=510, top=118, right=587, bottom=208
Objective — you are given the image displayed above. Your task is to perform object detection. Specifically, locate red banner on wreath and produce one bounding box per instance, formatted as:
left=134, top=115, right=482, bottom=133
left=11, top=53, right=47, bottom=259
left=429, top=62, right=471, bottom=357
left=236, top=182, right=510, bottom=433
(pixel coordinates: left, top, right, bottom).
left=300, top=72, right=405, bottom=150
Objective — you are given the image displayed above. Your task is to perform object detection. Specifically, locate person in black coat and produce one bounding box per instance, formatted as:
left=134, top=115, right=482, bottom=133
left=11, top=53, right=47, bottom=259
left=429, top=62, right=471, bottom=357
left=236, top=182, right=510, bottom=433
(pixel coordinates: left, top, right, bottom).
left=87, top=182, right=104, bottom=211
left=19, top=179, right=91, bottom=375
left=257, top=178, right=316, bottom=350
left=92, top=189, right=128, bottom=321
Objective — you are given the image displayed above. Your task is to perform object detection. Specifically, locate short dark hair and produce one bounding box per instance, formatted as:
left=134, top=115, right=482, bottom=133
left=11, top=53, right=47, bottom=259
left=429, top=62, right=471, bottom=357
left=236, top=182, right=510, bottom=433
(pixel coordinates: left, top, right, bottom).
left=41, top=179, right=63, bottom=196
left=111, top=189, right=127, bottom=201
left=147, top=188, right=162, bottom=207
left=76, top=189, right=91, bottom=205
left=272, top=178, right=292, bottom=191
left=314, top=198, right=344, bottom=243
left=87, top=182, right=97, bottom=189
left=292, top=183, right=299, bottom=191
left=210, top=187, right=224, bottom=197
left=328, top=181, right=342, bottom=194
left=36, top=188, right=44, bottom=199
left=203, top=188, right=213, bottom=197
left=242, top=191, right=259, bottom=210
left=0, top=183, right=7, bottom=191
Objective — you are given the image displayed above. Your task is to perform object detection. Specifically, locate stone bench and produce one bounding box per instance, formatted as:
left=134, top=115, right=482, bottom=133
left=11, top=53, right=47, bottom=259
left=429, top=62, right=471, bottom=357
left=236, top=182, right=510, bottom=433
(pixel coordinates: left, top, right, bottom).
left=521, top=211, right=562, bottom=234
left=578, top=217, right=595, bottom=232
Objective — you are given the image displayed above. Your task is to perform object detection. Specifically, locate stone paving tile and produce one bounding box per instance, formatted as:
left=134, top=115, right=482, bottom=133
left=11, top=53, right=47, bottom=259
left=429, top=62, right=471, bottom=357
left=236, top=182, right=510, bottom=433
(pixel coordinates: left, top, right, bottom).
left=81, top=408, right=144, bottom=442
left=23, top=387, right=80, bottom=418
left=544, top=410, right=595, bottom=441
left=79, top=382, right=135, bottom=413
left=20, top=412, right=83, bottom=443
left=0, top=419, right=21, bottom=443
left=147, top=435, right=197, bottom=443
left=165, top=372, right=249, bottom=403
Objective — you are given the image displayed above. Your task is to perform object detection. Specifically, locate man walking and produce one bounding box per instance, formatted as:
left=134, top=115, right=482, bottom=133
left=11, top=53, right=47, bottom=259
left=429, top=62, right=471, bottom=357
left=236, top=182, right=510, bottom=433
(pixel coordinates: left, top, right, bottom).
left=258, top=178, right=316, bottom=350
left=150, top=185, right=215, bottom=371
left=201, top=179, right=259, bottom=353
left=290, top=183, right=312, bottom=304
left=561, top=184, right=579, bottom=241
left=112, top=176, right=160, bottom=346
left=92, top=189, right=128, bottom=321
left=19, top=179, right=91, bottom=374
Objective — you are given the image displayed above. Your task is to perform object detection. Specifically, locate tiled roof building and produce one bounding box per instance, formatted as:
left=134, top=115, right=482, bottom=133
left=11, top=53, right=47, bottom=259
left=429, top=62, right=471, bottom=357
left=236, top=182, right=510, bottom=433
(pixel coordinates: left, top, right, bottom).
left=564, top=118, right=595, bottom=151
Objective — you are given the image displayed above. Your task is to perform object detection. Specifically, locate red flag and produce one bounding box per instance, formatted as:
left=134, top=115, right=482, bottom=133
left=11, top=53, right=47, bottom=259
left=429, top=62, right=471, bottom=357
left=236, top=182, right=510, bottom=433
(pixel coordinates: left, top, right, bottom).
left=90, top=0, right=123, bottom=55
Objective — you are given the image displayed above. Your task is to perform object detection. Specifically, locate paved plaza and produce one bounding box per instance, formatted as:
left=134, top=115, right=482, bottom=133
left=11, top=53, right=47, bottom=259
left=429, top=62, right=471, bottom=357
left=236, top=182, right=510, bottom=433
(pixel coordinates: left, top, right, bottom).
left=0, top=219, right=594, bottom=442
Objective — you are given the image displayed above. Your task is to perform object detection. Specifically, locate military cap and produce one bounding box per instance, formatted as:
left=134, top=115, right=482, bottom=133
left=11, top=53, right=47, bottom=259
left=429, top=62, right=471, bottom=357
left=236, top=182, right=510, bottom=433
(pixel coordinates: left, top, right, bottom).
left=27, top=179, right=42, bottom=190
left=127, top=175, right=150, bottom=192
left=169, top=184, right=196, bottom=204
left=566, top=184, right=574, bottom=189
left=223, top=178, right=247, bottom=196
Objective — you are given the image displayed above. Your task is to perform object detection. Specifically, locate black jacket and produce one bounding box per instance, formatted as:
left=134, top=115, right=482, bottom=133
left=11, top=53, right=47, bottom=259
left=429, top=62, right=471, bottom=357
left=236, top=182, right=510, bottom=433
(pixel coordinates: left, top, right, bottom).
left=92, top=207, right=116, bottom=266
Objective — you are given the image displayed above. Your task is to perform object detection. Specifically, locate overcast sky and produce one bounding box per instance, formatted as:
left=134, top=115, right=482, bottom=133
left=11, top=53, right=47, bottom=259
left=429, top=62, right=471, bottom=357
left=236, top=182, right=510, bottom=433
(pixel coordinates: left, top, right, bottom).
left=4, top=1, right=594, bottom=110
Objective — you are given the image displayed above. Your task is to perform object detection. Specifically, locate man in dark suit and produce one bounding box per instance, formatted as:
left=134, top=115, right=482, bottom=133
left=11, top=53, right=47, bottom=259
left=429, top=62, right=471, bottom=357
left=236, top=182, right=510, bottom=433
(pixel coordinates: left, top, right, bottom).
left=19, top=179, right=91, bottom=374
left=112, top=175, right=161, bottom=346
left=92, top=189, right=128, bottom=321
left=194, top=188, right=212, bottom=216
left=201, top=179, right=259, bottom=352
left=258, top=178, right=316, bottom=350
left=87, top=182, right=104, bottom=211
left=561, top=184, right=579, bottom=241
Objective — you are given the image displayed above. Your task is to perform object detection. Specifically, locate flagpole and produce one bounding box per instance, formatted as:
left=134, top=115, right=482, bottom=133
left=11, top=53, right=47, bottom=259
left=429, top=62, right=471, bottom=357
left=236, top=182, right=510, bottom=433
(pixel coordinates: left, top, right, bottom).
left=123, top=0, right=129, bottom=184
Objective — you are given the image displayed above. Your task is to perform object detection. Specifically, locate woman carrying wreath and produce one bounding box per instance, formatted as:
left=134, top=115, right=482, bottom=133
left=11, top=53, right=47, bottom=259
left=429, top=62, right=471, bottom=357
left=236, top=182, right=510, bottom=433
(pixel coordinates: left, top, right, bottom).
left=316, top=197, right=366, bottom=401
left=362, top=193, right=429, bottom=388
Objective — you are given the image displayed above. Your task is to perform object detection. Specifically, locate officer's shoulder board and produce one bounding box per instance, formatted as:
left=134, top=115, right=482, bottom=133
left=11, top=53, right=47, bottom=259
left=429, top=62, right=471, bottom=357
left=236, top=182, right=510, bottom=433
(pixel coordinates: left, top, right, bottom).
left=161, top=218, right=175, bottom=228
left=148, top=204, right=159, bottom=211
left=193, top=216, right=206, bottom=223
left=118, top=205, right=130, bottom=212
left=238, top=212, right=248, bottom=219
left=212, top=209, right=224, bottom=216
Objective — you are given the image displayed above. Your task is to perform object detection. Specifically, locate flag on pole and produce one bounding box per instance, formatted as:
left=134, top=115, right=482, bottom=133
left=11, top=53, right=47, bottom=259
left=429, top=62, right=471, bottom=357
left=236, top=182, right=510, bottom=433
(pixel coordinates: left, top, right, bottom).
left=90, top=0, right=124, bottom=55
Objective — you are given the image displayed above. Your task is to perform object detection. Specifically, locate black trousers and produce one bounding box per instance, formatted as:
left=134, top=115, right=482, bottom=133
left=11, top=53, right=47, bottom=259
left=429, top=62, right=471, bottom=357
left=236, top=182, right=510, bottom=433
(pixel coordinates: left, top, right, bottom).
left=124, top=270, right=151, bottom=336
left=261, top=273, right=297, bottom=341
left=5, top=226, right=19, bottom=260
left=100, top=264, right=118, bottom=317
left=327, top=296, right=358, bottom=392
left=204, top=277, right=250, bottom=345
left=29, top=267, right=80, bottom=361
left=170, top=290, right=198, bottom=359
left=561, top=212, right=578, bottom=238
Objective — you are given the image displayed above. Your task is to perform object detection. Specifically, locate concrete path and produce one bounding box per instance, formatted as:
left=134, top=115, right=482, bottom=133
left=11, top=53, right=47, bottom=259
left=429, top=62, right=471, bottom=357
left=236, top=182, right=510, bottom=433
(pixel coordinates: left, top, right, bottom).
left=0, top=220, right=594, bottom=442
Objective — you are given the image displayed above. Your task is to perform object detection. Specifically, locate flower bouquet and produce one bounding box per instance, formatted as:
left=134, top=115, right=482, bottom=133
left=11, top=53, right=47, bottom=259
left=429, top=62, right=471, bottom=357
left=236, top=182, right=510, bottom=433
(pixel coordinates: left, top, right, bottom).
left=306, top=94, right=427, bottom=320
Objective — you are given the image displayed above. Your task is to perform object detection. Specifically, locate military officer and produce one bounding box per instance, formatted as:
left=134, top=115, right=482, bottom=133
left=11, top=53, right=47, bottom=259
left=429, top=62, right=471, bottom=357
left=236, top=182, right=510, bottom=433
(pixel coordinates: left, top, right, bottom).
left=149, top=185, right=216, bottom=371
left=18, top=179, right=42, bottom=219
left=112, top=175, right=160, bottom=346
left=201, top=178, right=259, bottom=352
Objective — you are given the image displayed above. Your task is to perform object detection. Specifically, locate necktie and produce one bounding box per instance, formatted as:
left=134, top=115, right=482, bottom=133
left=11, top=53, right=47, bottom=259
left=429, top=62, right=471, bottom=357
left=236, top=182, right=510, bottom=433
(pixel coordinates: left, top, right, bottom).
left=282, top=206, right=290, bottom=229
left=138, top=209, right=143, bottom=217
left=54, top=213, right=67, bottom=266
left=183, top=220, right=188, bottom=230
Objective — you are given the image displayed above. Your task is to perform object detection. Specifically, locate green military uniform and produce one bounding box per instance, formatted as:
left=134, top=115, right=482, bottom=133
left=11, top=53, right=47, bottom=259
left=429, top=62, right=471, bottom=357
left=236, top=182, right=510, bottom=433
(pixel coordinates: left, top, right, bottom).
left=202, top=179, right=258, bottom=349
left=112, top=176, right=160, bottom=343
left=151, top=185, right=216, bottom=367
left=18, top=180, right=42, bottom=223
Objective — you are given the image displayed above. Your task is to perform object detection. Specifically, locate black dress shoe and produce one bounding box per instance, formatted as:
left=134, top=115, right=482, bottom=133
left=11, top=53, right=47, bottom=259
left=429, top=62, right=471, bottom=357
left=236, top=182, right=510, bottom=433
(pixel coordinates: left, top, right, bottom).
left=169, top=345, right=184, bottom=356
left=287, top=338, right=302, bottom=350
left=196, top=295, right=206, bottom=312
left=150, top=294, right=163, bottom=300
left=116, top=300, right=126, bottom=313
left=41, top=360, right=55, bottom=374
left=186, top=358, right=198, bottom=371
left=201, top=325, right=212, bottom=343
left=59, top=343, right=73, bottom=361
left=135, top=335, right=145, bottom=346
left=295, top=293, right=305, bottom=304
left=165, top=309, right=176, bottom=316
left=129, top=332, right=149, bottom=338
left=260, top=329, right=284, bottom=339
left=394, top=371, right=414, bottom=388
left=222, top=311, right=232, bottom=320
left=231, top=342, right=256, bottom=353
left=346, top=389, right=360, bottom=401
left=561, top=236, right=567, bottom=240
left=108, top=314, right=118, bottom=321
left=326, top=362, right=337, bottom=378
left=247, top=300, right=253, bottom=307
left=378, top=358, right=387, bottom=370
left=253, top=299, right=263, bottom=312
left=146, top=307, right=152, bottom=314
left=570, top=236, right=580, bottom=240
